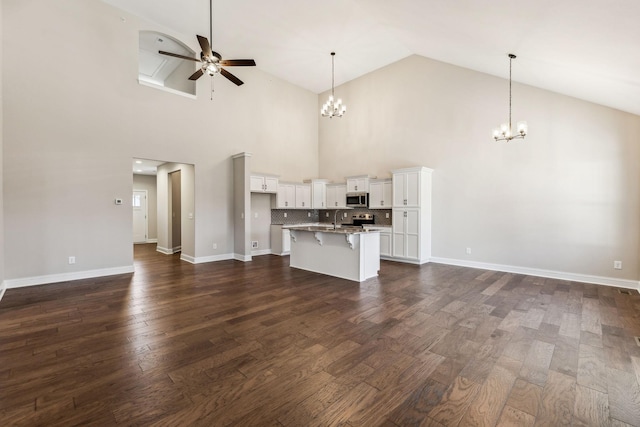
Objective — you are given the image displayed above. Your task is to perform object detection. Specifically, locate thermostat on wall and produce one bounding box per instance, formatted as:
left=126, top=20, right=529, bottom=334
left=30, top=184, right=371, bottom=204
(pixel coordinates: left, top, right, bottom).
left=114, top=198, right=123, bottom=205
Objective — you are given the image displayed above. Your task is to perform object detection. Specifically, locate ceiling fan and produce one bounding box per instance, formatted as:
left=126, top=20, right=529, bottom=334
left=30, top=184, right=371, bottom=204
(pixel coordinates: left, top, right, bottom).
left=158, top=0, right=255, bottom=86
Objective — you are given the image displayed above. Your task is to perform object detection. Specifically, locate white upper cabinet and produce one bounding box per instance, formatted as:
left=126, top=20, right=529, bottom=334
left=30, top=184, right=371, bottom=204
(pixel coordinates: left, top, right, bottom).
left=392, top=169, right=423, bottom=207
left=369, top=179, right=392, bottom=209
left=308, top=179, right=329, bottom=209
left=295, top=184, right=311, bottom=209
left=275, top=183, right=295, bottom=208
left=326, top=184, right=347, bottom=208
left=250, top=174, right=278, bottom=193
left=346, top=175, right=370, bottom=193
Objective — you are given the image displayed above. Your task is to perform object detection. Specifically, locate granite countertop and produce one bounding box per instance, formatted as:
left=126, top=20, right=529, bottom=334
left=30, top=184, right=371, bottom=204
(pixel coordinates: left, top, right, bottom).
left=286, top=225, right=380, bottom=235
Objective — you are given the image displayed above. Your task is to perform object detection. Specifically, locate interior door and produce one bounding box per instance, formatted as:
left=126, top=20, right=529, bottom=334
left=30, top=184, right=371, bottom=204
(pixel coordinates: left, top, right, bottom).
left=132, top=190, right=148, bottom=243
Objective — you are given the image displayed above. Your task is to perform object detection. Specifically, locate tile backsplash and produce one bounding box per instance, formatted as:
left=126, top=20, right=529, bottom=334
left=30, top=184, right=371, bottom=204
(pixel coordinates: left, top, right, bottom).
left=271, top=208, right=392, bottom=226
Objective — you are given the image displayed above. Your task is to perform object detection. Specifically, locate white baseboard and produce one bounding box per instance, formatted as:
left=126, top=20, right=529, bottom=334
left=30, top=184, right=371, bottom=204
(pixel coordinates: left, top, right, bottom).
left=271, top=251, right=290, bottom=256
left=146, top=238, right=158, bottom=243
left=0, top=281, right=6, bottom=302
left=429, top=257, right=640, bottom=290
left=234, top=253, right=252, bottom=262
left=191, top=253, right=235, bottom=264
left=180, top=253, right=195, bottom=264
left=156, top=246, right=174, bottom=255
left=251, top=249, right=272, bottom=257
left=4, top=265, right=135, bottom=289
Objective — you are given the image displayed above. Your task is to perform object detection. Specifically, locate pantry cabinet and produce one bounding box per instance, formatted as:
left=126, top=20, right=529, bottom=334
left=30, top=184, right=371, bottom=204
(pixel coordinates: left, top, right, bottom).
left=390, top=167, right=432, bottom=264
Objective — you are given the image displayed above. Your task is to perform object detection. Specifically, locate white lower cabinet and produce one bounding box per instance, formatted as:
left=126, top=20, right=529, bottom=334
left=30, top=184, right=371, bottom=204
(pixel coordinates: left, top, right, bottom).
left=392, top=208, right=421, bottom=261
left=379, top=230, right=392, bottom=258
left=271, top=225, right=291, bottom=255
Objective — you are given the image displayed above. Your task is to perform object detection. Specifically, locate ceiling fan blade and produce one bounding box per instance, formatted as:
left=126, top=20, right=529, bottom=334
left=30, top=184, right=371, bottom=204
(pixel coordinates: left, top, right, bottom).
left=188, top=69, right=205, bottom=81
left=196, top=35, right=213, bottom=58
left=220, top=68, right=244, bottom=86
left=158, top=50, right=200, bottom=62
left=220, top=59, right=256, bottom=67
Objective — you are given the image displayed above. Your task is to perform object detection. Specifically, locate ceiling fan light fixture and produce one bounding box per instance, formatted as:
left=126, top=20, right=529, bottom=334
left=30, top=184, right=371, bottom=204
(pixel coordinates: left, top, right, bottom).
left=205, top=62, right=219, bottom=75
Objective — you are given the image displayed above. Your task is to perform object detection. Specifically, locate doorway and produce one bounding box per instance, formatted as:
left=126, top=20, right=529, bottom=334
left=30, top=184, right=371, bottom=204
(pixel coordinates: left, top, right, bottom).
left=168, top=170, right=182, bottom=253
left=132, top=189, right=148, bottom=243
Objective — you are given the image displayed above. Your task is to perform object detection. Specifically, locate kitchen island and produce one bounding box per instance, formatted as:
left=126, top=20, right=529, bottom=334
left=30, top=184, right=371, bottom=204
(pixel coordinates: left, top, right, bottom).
left=287, top=225, right=380, bottom=282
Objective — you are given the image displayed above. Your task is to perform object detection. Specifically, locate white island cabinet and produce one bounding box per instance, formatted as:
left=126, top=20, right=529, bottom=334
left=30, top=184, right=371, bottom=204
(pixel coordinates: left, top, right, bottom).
left=288, top=226, right=380, bottom=282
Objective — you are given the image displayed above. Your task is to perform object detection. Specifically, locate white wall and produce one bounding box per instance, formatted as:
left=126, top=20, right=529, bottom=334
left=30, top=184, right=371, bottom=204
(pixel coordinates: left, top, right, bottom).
left=132, top=174, right=158, bottom=241
left=2, top=0, right=318, bottom=283
left=0, top=0, right=5, bottom=294
left=319, top=55, right=640, bottom=283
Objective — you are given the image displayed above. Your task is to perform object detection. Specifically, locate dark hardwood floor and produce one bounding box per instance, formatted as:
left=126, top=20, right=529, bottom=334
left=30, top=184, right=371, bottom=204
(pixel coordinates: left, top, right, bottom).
left=1, top=244, right=640, bottom=426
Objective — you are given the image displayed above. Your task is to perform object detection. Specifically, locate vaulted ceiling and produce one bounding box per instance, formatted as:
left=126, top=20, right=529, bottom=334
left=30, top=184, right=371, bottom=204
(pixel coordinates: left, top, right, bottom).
left=102, top=0, right=640, bottom=116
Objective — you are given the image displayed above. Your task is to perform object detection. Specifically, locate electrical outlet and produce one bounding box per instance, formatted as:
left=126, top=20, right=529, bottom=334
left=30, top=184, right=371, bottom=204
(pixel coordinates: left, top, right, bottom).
left=252, top=241, right=258, bottom=249
left=614, top=260, right=622, bottom=270
left=386, top=212, right=389, bottom=218
left=326, top=212, right=329, bottom=217
left=284, top=212, right=287, bottom=218
left=68, top=256, right=76, bottom=264
left=213, top=243, right=217, bottom=249
left=307, top=212, right=311, bottom=217
left=466, top=248, right=472, bottom=255
left=254, top=212, right=258, bottom=218
left=343, top=212, right=347, bottom=218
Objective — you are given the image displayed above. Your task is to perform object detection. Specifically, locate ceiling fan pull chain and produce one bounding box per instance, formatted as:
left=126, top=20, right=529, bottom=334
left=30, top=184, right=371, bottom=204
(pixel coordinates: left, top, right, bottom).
left=211, top=75, right=215, bottom=100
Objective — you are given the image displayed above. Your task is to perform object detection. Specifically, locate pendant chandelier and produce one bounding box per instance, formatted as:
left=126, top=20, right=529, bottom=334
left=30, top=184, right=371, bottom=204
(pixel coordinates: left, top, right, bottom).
left=321, top=52, right=346, bottom=118
left=493, top=54, right=527, bottom=141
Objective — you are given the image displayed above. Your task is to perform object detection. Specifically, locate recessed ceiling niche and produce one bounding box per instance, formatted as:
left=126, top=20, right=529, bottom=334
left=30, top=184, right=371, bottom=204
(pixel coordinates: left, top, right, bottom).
left=138, top=31, right=196, bottom=96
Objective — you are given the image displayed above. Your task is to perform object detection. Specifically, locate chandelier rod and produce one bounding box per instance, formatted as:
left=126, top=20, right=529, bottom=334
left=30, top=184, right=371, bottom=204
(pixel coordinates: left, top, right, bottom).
left=508, top=53, right=514, bottom=132
left=331, top=52, right=336, bottom=98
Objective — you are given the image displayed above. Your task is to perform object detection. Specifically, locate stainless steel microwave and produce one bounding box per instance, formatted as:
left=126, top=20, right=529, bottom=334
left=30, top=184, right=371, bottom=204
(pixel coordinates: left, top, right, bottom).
left=346, top=193, right=369, bottom=208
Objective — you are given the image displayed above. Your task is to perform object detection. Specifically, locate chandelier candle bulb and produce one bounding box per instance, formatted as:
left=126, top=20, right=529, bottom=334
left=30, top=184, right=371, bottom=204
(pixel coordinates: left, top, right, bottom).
left=517, top=121, right=528, bottom=135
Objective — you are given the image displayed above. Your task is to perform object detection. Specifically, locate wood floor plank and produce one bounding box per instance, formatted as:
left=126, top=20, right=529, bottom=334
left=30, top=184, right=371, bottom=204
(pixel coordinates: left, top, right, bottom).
left=572, top=384, right=610, bottom=427
left=505, top=378, right=542, bottom=417
left=577, top=343, right=608, bottom=393
left=458, top=364, right=517, bottom=427
left=607, top=366, right=640, bottom=426
left=427, top=375, right=482, bottom=425
left=535, top=370, right=576, bottom=426
left=496, top=405, right=535, bottom=427
left=1, top=244, right=638, bottom=426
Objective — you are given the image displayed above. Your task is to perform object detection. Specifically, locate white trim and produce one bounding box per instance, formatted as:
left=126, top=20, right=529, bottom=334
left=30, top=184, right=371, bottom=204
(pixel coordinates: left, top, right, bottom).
left=234, top=253, right=252, bottom=262
left=146, top=238, right=158, bottom=243
left=157, top=246, right=182, bottom=255
left=429, top=257, right=640, bottom=290
left=180, top=253, right=195, bottom=264
left=191, top=253, right=235, bottom=264
left=138, top=79, right=197, bottom=100
left=382, top=256, right=426, bottom=265
left=4, top=265, right=135, bottom=289
left=0, top=281, right=7, bottom=302
left=251, top=249, right=272, bottom=257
